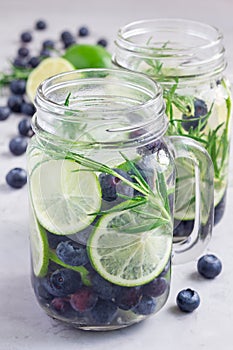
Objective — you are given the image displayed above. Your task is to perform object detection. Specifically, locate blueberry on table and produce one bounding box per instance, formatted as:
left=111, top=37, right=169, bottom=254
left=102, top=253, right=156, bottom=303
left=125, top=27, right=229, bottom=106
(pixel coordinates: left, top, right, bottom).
left=42, top=39, right=55, bottom=49
left=20, top=31, right=32, bottom=43
left=28, top=56, right=41, bottom=68
left=18, top=47, right=29, bottom=58
left=35, top=20, right=47, bottom=30
left=78, top=26, right=89, bottom=37
left=143, top=277, right=168, bottom=297
left=176, top=288, right=200, bottom=312
left=10, top=79, right=26, bottom=95
left=90, top=299, right=117, bottom=324
left=97, top=38, right=108, bottom=47
left=18, top=118, right=34, bottom=137
left=5, top=167, right=27, bottom=189
left=70, top=287, right=98, bottom=313
left=9, top=136, right=28, bottom=156
left=40, top=49, right=51, bottom=58
left=197, top=254, right=222, bottom=279
left=115, top=286, right=142, bottom=310
left=133, top=295, right=156, bottom=315
left=21, top=102, right=36, bottom=116
left=56, top=241, right=89, bottom=266
left=182, top=98, right=208, bottom=131
left=61, top=31, right=75, bottom=48
left=13, top=57, right=28, bottom=68
left=7, top=95, right=24, bottom=113
left=0, top=106, right=11, bottom=121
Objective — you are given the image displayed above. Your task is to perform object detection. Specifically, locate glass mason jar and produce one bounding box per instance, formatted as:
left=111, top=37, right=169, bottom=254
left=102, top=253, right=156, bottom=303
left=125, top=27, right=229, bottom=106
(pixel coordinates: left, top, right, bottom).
left=27, top=69, right=213, bottom=331
left=113, top=18, right=232, bottom=238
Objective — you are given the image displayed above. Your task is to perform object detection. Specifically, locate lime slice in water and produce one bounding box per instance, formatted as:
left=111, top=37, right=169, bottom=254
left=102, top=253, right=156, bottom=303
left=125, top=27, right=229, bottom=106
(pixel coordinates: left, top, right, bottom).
left=30, top=159, right=102, bottom=235
left=29, top=210, right=49, bottom=277
left=88, top=209, right=172, bottom=287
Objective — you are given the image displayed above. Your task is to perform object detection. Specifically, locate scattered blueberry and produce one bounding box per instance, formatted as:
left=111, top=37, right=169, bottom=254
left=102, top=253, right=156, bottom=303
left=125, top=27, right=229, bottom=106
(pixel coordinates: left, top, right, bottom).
left=182, top=98, right=208, bottom=131
left=7, top=95, right=24, bottom=113
left=214, top=191, right=227, bottom=225
left=17, top=47, right=29, bottom=58
left=61, top=31, right=73, bottom=42
left=97, top=38, right=108, bottom=47
left=70, top=287, right=98, bottom=313
left=13, top=57, right=28, bottom=68
left=56, top=241, right=89, bottom=266
left=28, top=56, right=41, bottom=68
left=197, top=254, right=222, bottom=279
left=5, top=167, right=27, bottom=189
left=143, top=277, right=168, bottom=297
left=18, top=118, right=34, bottom=137
left=9, top=79, right=26, bottom=95
left=176, top=288, right=200, bottom=312
left=90, top=299, right=117, bottom=324
left=40, top=49, right=51, bottom=58
left=78, top=26, right=89, bottom=37
left=9, top=136, right=28, bottom=156
left=64, top=39, right=76, bottom=49
left=133, top=295, right=156, bottom=315
left=42, top=39, right=55, bottom=49
left=20, top=102, right=36, bottom=116
left=43, top=268, right=82, bottom=297
left=91, top=273, right=120, bottom=300
left=115, top=286, right=142, bottom=310
left=20, top=31, right=32, bottom=43
left=0, top=106, right=11, bottom=121
left=35, top=20, right=47, bottom=30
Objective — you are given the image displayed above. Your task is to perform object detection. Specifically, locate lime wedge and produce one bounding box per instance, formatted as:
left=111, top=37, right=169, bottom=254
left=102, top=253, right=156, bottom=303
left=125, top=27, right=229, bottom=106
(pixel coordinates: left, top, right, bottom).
left=30, top=159, right=102, bottom=235
left=88, top=209, right=172, bottom=287
left=29, top=210, right=49, bottom=277
left=26, top=57, right=74, bottom=102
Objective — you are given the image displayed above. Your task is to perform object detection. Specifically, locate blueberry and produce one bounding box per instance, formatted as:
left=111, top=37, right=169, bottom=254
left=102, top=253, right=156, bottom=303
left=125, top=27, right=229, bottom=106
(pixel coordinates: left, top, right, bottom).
left=42, top=39, right=55, bottom=49
left=35, top=20, right=47, bottom=30
left=28, top=56, right=41, bottom=68
left=70, top=287, right=98, bottom=313
left=132, top=295, right=156, bottom=315
left=18, top=118, right=34, bottom=137
left=90, top=299, right=117, bottom=324
left=99, top=169, right=134, bottom=202
left=158, top=260, right=171, bottom=277
left=0, top=106, right=11, bottom=121
left=7, top=95, right=24, bottom=113
left=51, top=298, right=70, bottom=312
left=21, top=102, right=36, bottom=116
left=182, top=98, right=208, bottom=131
left=137, top=139, right=169, bottom=156
left=115, top=286, right=142, bottom=310
left=78, top=26, right=89, bottom=37
left=13, top=57, right=28, bottom=68
left=18, top=47, right=29, bottom=58
left=61, top=31, right=73, bottom=42
left=20, top=31, right=32, bottom=43
left=176, top=288, right=200, bottom=312
left=5, top=167, right=27, bottom=189
left=56, top=241, right=89, bottom=266
left=63, top=38, right=76, bottom=49
left=91, top=273, right=120, bottom=300
left=10, top=79, right=26, bottom=95
left=33, top=277, right=53, bottom=302
left=173, top=219, right=194, bottom=238
left=9, top=136, right=28, bottom=156
left=40, top=49, right=51, bottom=58
left=197, top=254, right=222, bottom=279
left=46, top=231, right=68, bottom=249
left=43, top=268, right=82, bottom=297
left=97, top=38, right=108, bottom=47
left=143, top=277, right=168, bottom=297
left=214, top=191, right=227, bottom=225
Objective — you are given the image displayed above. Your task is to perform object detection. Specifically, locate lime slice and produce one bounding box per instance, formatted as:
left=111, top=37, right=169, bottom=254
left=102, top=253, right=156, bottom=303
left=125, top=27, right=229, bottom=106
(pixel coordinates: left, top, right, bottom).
left=63, top=44, right=112, bottom=69
left=88, top=210, right=172, bottom=287
left=30, top=158, right=101, bottom=235
left=26, top=57, right=75, bottom=102
left=29, top=210, right=49, bottom=277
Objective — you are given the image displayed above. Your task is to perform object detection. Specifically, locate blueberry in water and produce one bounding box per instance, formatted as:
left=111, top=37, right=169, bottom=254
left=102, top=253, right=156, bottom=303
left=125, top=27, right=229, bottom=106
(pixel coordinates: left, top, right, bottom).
left=115, top=286, right=142, bottom=310
left=90, top=299, right=117, bottom=324
left=182, top=98, right=208, bottom=131
left=43, top=268, right=82, bottom=297
left=99, top=169, right=133, bottom=202
left=176, top=288, right=200, bottom=312
left=214, top=191, right=227, bottom=225
left=197, top=254, right=222, bottom=279
left=56, top=241, right=89, bottom=266
left=18, top=118, right=34, bottom=137
left=5, top=167, right=27, bottom=189
left=35, top=20, right=47, bottom=30
left=18, top=47, right=29, bottom=58
left=42, top=39, right=55, bottom=49
left=51, top=298, right=70, bottom=312
left=91, top=273, right=120, bottom=300
left=28, top=56, right=41, bottom=68
left=143, top=277, right=168, bottom=297
left=33, top=278, right=53, bottom=302
left=46, top=231, right=68, bottom=249
left=173, top=219, right=194, bottom=238
left=0, top=106, right=11, bottom=121
left=78, top=26, right=89, bottom=37
left=159, top=260, right=171, bottom=277
left=13, top=57, right=28, bottom=68
left=7, top=95, right=24, bottom=113
left=21, top=102, right=36, bottom=116
left=70, top=287, right=98, bottom=313
left=9, top=136, right=28, bottom=156
left=20, top=31, right=32, bottom=43
left=97, top=38, right=108, bottom=47
left=133, top=295, right=156, bottom=315
left=10, top=79, right=26, bottom=95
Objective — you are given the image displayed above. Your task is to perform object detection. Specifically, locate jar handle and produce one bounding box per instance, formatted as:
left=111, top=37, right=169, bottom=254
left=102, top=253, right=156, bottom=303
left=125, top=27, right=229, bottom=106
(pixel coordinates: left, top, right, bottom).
left=166, top=135, right=214, bottom=264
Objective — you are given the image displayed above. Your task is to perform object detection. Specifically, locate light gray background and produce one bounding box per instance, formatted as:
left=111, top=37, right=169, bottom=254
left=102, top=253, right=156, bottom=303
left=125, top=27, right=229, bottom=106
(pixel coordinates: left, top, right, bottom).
left=0, top=1, right=233, bottom=349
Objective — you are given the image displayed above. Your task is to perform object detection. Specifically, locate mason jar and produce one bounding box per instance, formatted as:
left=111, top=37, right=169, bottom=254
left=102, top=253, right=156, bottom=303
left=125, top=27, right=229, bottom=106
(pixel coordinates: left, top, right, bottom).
left=27, top=69, right=213, bottom=331
left=113, top=18, right=232, bottom=238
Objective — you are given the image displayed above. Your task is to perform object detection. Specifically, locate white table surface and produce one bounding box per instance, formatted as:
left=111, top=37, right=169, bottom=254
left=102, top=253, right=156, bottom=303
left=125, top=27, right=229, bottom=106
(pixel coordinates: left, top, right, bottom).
left=1, top=1, right=233, bottom=349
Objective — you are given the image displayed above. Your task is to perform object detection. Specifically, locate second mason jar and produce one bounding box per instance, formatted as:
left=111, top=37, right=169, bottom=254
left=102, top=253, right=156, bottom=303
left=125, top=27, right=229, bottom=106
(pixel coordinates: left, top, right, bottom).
left=113, top=18, right=232, bottom=237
